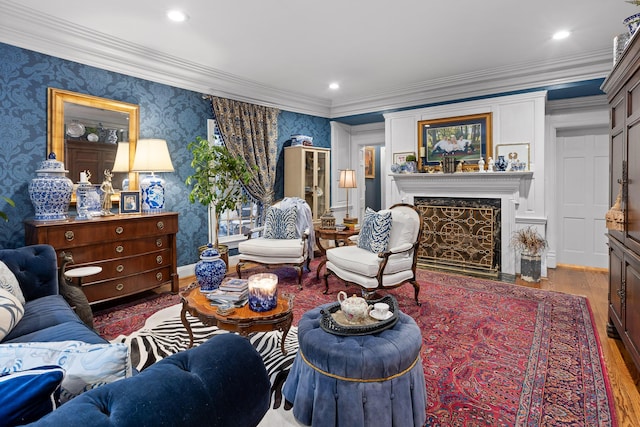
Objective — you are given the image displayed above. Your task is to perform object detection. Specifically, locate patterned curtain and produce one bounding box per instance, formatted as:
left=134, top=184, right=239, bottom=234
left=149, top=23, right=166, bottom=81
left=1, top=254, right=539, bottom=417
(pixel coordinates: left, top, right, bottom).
left=210, top=97, right=279, bottom=208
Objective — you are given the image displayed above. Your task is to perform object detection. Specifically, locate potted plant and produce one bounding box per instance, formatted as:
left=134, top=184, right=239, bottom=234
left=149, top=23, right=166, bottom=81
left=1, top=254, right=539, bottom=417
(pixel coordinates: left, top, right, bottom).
left=625, top=1, right=640, bottom=36
left=510, top=226, right=548, bottom=283
left=404, top=154, right=418, bottom=173
left=185, top=136, right=256, bottom=254
left=1, top=196, right=15, bottom=222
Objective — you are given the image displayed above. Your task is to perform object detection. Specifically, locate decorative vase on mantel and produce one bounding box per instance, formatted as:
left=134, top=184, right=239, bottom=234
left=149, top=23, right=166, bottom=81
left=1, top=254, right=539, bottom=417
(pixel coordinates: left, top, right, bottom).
left=28, top=152, right=73, bottom=221
left=195, top=243, right=227, bottom=291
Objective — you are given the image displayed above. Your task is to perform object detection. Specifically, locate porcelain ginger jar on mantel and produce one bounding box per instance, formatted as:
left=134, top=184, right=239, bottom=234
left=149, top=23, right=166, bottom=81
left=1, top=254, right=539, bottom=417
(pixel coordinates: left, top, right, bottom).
left=28, top=152, right=73, bottom=221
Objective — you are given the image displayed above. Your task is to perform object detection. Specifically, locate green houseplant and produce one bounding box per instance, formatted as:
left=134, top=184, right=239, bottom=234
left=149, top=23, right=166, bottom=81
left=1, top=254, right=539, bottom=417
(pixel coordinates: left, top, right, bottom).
left=1, top=196, right=15, bottom=222
left=510, top=226, right=547, bottom=282
left=185, top=136, right=256, bottom=249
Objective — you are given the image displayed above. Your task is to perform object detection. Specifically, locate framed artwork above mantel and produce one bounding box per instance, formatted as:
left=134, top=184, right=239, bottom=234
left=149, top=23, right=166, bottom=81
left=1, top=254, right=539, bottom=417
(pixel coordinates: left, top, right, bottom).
left=418, top=112, right=492, bottom=171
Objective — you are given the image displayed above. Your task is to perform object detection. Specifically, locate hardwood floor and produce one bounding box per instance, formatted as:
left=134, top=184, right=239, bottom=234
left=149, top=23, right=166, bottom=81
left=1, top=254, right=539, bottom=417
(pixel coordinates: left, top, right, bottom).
left=516, top=267, right=640, bottom=426
left=176, top=266, right=640, bottom=425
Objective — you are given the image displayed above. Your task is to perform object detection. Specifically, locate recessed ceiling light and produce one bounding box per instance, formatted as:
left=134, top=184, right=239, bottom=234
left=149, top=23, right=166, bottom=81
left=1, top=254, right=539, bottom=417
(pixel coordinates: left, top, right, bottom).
left=167, top=10, right=189, bottom=22
left=329, top=82, right=340, bottom=90
left=552, top=30, right=571, bottom=40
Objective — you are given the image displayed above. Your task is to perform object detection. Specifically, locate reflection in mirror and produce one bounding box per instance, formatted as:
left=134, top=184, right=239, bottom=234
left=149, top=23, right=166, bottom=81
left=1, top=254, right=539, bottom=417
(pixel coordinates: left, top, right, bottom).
left=47, top=88, right=139, bottom=190
left=64, top=103, right=130, bottom=189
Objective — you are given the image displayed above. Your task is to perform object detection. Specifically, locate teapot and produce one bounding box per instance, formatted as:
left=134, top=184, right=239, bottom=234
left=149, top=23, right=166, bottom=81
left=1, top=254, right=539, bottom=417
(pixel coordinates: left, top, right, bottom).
left=337, top=291, right=371, bottom=324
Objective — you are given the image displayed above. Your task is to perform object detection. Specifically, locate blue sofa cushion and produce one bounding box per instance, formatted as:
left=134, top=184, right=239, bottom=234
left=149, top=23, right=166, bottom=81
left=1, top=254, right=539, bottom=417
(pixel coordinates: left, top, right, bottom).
left=30, top=334, right=271, bottom=427
left=0, top=366, right=64, bottom=425
left=2, top=295, right=105, bottom=344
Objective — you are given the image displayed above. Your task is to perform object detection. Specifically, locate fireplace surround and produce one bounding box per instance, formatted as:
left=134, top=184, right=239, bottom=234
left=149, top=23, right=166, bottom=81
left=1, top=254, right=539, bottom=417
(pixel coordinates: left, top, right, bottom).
left=391, top=171, right=533, bottom=276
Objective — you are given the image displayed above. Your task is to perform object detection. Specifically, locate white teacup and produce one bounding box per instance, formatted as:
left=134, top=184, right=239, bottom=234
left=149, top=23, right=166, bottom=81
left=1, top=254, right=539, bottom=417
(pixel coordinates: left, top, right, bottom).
left=370, top=302, right=390, bottom=319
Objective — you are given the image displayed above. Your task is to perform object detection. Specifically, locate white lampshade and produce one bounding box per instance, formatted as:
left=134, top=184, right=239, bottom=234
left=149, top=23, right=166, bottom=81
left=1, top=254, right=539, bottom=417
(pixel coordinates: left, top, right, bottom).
left=132, top=139, right=174, bottom=213
left=131, top=139, right=175, bottom=173
left=339, top=169, right=357, bottom=218
left=111, top=142, right=130, bottom=172
left=339, top=169, right=357, bottom=188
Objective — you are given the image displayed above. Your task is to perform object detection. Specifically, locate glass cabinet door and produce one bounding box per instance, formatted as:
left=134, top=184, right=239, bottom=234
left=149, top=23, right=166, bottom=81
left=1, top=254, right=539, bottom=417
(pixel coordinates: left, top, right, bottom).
left=304, top=150, right=314, bottom=209
left=316, top=150, right=328, bottom=216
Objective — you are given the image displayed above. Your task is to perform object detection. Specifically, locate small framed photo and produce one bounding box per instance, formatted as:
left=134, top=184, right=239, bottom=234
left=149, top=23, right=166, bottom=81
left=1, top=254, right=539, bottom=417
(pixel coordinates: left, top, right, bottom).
left=119, top=191, right=140, bottom=214
left=393, top=152, right=415, bottom=164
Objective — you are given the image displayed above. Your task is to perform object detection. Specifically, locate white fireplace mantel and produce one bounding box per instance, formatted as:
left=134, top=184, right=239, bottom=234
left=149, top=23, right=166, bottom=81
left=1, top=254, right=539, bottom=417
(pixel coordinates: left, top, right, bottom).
left=391, top=171, right=534, bottom=276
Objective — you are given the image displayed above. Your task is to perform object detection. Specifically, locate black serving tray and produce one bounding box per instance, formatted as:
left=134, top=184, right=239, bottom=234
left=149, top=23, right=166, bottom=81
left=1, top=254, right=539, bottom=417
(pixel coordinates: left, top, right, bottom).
left=319, top=295, right=399, bottom=336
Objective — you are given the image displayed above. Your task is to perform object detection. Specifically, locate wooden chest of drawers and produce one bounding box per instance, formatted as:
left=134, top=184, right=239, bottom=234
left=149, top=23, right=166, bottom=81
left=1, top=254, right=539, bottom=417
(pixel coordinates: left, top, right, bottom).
left=25, top=212, right=179, bottom=304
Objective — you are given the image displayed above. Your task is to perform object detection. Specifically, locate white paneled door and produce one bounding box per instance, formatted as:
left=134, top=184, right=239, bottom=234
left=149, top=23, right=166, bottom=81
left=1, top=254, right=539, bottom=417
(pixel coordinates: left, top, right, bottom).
left=556, top=132, right=609, bottom=268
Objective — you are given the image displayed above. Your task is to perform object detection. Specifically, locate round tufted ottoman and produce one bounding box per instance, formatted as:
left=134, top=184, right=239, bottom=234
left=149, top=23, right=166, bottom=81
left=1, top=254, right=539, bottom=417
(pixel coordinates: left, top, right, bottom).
left=283, top=303, right=426, bottom=427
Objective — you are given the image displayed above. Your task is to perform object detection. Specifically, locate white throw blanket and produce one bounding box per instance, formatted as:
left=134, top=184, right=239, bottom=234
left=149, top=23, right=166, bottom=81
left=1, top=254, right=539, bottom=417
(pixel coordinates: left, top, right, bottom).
left=280, top=197, right=314, bottom=260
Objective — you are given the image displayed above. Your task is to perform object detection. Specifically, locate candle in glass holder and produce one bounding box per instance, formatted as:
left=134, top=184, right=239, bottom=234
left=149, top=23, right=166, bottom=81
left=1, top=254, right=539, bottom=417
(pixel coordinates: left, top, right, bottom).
left=248, top=273, right=278, bottom=312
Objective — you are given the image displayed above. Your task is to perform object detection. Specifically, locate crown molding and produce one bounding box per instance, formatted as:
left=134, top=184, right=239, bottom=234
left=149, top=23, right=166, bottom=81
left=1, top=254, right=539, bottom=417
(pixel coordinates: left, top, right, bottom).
left=0, top=1, right=614, bottom=120
left=329, top=50, right=612, bottom=118
left=545, top=95, right=608, bottom=115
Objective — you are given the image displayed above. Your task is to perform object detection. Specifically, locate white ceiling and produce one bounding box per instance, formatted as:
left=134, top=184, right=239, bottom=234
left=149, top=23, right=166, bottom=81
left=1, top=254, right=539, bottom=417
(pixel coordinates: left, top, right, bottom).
left=0, top=0, right=635, bottom=119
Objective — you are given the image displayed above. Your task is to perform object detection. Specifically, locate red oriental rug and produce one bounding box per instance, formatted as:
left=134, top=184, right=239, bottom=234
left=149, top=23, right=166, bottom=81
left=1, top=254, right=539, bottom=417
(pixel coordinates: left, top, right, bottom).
left=94, top=260, right=617, bottom=426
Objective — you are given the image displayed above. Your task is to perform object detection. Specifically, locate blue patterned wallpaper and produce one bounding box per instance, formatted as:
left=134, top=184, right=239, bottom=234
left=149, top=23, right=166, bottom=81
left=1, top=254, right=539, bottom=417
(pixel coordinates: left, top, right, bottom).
left=0, top=42, right=331, bottom=267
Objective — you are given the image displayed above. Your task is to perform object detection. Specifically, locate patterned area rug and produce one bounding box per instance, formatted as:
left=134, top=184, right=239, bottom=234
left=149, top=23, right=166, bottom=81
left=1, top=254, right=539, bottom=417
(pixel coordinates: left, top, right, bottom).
left=94, top=261, right=617, bottom=426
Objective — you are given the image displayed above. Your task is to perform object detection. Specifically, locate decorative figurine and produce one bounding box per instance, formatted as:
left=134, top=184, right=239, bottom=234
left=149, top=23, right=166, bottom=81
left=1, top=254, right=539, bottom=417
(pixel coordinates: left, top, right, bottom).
left=100, top=169, right=115, bottom=215
left=487, top=157, right=495, bottom=172
left=478, top=157, right=485, bottom=173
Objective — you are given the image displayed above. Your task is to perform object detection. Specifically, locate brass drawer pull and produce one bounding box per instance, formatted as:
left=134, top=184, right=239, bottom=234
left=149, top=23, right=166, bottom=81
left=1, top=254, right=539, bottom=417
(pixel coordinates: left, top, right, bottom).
left=65, top=231, right=75, bottom=241
left=156, top=255, right=163, bottom=264
left=116, top=264, right=124, bottom=273
left=116, top=245, right=124, bottom=253
left=156, top=272, right=163, bottom=281
left=115, top=226, right=124, bottom=234
left=157, top=221, right=164, bottom=230
left=115, top=283, right=124, bottom=291
left=156, top=239, right=163, bottom=247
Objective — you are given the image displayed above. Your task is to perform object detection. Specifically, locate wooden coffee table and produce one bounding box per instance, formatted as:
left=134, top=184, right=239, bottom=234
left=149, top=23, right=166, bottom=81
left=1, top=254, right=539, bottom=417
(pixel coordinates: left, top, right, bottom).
left=180, top=283, right=294, bottom=354
left=314, top=226, right=359, bottom=279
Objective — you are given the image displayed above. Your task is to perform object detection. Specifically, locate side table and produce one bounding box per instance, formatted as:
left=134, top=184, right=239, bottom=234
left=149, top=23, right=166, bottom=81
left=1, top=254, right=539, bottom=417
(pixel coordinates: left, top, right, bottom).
left=63, top=266, right=102, bottom=328
left=314, top=226, right=359, bottom=279
left=283, top=303, right=426, bottom=427
left=179, top=283, right=293, bottom=354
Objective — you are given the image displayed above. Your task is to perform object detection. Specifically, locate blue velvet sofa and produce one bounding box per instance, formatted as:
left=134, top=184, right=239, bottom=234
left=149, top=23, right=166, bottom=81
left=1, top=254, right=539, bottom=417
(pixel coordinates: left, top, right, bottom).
left=0, top=245, right=271, bottom=426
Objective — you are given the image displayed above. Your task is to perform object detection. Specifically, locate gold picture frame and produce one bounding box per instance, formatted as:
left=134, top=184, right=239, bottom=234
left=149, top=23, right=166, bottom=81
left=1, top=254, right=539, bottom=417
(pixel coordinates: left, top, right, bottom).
left=365, top=146, right=375, bottom=178
left=418, top=112, right=492, bottom=171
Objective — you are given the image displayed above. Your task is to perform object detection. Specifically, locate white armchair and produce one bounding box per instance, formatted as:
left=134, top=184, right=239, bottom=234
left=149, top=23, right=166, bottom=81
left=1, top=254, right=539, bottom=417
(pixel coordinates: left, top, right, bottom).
left=323, top=204, right=423, bottom=305
left=236, top=198, right=314, bottom=286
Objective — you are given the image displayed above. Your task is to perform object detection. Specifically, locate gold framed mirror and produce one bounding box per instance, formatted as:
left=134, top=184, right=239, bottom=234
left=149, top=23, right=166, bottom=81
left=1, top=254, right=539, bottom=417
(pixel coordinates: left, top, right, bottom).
left=47, top=88, right=140, bottom=190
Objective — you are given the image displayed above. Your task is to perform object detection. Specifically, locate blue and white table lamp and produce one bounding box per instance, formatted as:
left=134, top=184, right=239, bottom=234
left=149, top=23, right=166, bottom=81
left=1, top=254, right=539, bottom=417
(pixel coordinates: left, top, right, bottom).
left=132, top=139, right=174, bottom=213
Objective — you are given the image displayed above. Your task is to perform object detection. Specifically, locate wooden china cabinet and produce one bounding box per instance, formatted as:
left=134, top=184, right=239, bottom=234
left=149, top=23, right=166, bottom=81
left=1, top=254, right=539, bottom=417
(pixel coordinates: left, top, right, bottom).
left=25, top=212, right=179, bottom=304
left=602, top=31, right=640, bottom=372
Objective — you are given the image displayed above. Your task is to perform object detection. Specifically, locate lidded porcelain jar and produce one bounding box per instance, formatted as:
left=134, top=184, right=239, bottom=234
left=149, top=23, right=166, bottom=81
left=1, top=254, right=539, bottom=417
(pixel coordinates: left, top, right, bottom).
left=28, top=153, right=73, bottom=221
left=195, top=243, right=227, bottom=291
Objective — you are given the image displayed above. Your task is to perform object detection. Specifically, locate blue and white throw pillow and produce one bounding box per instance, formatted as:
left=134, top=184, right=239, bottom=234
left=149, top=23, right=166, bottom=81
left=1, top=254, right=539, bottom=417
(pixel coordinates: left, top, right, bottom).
left=0, top=341, right=131, bottom=403
left=0, top=366, right=65, bottom=425
left=0, top=288, right=24, bottom=341
left=264, top=206, right=299, bottom=239
left=0, top=260, right=25, bottom=305
left=358, top=208, right=393, bottom=253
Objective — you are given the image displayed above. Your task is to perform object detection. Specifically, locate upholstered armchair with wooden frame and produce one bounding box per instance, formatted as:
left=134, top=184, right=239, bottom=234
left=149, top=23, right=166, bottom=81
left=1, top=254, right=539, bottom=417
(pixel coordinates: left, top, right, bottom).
left=323, top=203, right=423, bottom=305
left=236, top=198, right=313, bottom=287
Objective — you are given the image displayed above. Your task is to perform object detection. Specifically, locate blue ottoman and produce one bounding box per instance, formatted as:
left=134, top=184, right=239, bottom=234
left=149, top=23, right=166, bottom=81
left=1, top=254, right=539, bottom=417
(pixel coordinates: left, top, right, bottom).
left=283, top=304, right=426, bottom=427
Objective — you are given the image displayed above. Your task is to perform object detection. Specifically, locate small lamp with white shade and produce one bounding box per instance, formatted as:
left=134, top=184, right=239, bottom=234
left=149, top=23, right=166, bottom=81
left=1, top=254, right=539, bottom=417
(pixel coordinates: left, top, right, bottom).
left=339, top=169, right=357, bottom=228
left=132, top=139, right=175, bottom=213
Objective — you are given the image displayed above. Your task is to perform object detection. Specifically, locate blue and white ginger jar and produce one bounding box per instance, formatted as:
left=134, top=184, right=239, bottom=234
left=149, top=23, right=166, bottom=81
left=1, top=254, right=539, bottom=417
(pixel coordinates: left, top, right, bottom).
left=28, top=153, right=73, bottom=221
left=195, top=244, right=227, bottom=291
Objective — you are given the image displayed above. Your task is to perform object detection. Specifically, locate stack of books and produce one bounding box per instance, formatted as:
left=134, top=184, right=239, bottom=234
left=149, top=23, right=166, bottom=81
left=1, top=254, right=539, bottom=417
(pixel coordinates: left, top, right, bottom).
left=205, top=278, right=249, bottom=306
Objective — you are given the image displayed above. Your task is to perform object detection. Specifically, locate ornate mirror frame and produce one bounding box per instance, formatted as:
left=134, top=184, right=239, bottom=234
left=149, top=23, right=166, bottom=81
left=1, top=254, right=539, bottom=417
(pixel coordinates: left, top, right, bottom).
left=47, top=88, right=140, bottom=190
